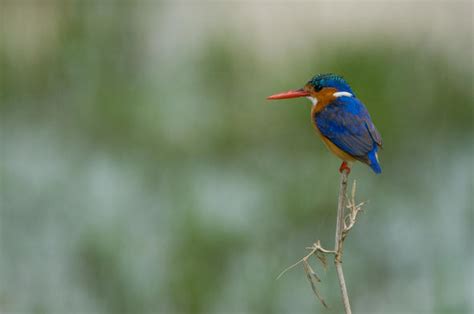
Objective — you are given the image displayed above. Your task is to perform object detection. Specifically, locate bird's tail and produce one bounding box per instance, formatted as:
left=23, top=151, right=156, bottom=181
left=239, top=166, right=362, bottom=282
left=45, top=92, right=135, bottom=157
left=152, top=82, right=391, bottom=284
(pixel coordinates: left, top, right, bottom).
left=368, top=147, right=382, bottom=174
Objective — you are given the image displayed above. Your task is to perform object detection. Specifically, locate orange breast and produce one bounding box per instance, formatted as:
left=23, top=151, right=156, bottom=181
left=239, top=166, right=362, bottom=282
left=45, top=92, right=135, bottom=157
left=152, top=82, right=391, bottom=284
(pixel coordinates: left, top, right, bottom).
left=308, top=86, right=356, bottom=161
left=319, top=133, right=356, bottom=161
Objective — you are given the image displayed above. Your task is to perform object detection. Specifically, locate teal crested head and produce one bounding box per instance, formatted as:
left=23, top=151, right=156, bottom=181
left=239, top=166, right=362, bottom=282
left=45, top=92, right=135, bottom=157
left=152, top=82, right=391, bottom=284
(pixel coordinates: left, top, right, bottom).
left=306, top=73, right=354, bottom=95
left=266, top=73, right=355, bottom=101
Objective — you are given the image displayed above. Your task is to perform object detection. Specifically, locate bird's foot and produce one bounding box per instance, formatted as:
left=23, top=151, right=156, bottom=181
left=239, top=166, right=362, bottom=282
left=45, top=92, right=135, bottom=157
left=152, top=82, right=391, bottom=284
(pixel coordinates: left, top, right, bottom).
left=339, top=161, right=351, bottom=174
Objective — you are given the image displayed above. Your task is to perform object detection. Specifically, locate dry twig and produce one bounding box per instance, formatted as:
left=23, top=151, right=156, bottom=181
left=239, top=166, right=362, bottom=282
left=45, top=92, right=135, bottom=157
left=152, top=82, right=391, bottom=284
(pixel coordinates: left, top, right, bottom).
left=278, top=171, right=365, bottom=314
left=334, top=170, right=351, bottom=313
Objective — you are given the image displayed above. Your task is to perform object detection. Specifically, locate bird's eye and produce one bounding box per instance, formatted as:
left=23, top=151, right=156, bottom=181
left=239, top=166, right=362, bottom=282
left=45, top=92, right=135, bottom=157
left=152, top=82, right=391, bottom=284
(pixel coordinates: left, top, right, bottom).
left=315, top=85, right=323, bottom=92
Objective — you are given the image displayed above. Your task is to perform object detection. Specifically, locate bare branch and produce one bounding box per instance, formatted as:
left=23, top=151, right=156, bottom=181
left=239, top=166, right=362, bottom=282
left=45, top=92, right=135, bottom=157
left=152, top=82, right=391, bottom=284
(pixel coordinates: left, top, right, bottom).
left=277, top=241, right=335, bottom=306
left=276, top=255, right=309, bottom=280
left=277, top=171, right=366, bottom=314
left=343, top=180, right=366, bottom=239
left=334, top=169, right=352, bottom=314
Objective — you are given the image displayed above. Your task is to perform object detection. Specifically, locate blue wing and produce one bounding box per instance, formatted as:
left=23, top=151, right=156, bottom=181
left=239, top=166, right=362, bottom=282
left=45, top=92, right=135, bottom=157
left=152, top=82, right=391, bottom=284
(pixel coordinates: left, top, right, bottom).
left=315, top=97, right=382, bottom=172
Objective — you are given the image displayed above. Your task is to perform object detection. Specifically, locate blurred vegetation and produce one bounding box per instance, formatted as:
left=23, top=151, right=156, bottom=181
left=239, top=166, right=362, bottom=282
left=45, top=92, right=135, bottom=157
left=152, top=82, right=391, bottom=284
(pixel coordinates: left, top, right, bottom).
left=0, top=1, right=472, bottom=314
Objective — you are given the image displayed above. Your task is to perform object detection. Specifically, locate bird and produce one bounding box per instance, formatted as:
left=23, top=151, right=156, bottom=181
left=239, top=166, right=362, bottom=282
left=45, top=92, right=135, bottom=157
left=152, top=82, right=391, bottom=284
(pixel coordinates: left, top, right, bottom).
left=267, top=73, right=382, bottom=174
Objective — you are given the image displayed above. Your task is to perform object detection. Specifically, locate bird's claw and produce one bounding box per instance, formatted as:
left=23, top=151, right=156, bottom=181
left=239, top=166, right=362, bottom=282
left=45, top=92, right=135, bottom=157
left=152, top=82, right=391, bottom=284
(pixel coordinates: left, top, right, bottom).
left=339, top=161, right=351, bottom=174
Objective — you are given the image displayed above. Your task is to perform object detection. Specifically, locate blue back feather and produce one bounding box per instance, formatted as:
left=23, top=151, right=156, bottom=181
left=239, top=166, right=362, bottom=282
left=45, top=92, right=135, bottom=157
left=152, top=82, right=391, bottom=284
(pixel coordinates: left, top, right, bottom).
left=368, top=147, right=382, bottom=174
left=315, top=96, right=382, bottom=174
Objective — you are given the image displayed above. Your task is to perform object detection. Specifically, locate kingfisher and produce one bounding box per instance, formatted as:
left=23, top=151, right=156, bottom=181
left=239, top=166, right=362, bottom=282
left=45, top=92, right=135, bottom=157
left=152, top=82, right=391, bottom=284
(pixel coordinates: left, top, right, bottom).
left=267, top=73, right=382, bottom=174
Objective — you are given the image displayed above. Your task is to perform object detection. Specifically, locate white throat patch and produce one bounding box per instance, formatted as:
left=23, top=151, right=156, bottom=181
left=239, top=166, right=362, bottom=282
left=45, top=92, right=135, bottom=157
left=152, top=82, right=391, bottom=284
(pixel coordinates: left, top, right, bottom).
left=333, top=91, right=353, bottom=98
left=306, top=96, right=318, bottom=106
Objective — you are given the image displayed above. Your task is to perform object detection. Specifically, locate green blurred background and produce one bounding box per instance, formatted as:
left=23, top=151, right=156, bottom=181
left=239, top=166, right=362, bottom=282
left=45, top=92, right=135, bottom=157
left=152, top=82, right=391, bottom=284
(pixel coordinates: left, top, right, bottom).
left=1, top=1, right=472, bottom=313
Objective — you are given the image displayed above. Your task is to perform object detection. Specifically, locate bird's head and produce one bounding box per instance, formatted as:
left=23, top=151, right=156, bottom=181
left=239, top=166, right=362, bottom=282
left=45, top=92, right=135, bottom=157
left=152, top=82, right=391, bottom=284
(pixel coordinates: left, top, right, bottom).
left=267, top=73, right=354, bottom=107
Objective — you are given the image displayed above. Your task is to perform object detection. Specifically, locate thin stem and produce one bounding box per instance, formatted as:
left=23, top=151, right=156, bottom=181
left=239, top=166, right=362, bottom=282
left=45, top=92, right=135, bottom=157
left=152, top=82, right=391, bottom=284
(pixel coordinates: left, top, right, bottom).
left=277, top=169, right=364, bottom=312
left=334, top=170, right=352, bottom=314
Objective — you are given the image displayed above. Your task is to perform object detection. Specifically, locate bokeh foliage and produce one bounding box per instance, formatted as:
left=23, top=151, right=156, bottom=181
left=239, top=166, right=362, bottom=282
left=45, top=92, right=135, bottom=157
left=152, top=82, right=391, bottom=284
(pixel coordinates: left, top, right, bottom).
left=1, top=1, right=472, bottom=313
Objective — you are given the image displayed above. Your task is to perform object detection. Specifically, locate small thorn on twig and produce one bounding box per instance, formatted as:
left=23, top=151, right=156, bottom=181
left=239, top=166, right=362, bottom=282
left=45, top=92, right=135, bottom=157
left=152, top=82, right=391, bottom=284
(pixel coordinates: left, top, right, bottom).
left=342, top=180, right=367, bottom=239
left=277, top=241, right=335, bottom=307
left=316, top=251, right=328, bottom=271
left=304, top=261, right=321, bottom=282
left=303, top=260, right=329, bottom=308
left=278, top=176, right=367, bottom=313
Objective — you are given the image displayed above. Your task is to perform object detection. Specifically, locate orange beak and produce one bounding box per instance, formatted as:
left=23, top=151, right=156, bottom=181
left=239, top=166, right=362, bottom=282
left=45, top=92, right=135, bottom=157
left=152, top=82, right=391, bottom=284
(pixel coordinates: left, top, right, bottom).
left=267, top=88, right=309, bottom=100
